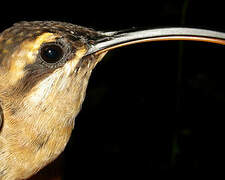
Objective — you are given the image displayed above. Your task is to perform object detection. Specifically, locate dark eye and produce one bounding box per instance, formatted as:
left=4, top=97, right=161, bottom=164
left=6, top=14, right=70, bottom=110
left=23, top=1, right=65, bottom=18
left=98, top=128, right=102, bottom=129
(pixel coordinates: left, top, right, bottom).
left=40, top=44, right=64, bottom=63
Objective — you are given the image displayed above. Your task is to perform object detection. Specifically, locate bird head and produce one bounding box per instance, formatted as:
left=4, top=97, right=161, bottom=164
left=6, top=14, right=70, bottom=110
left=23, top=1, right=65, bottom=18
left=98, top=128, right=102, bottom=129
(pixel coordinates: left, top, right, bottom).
left=0, top=21, right=108, bottom=180
left=1, top=21, right=225, bottom=180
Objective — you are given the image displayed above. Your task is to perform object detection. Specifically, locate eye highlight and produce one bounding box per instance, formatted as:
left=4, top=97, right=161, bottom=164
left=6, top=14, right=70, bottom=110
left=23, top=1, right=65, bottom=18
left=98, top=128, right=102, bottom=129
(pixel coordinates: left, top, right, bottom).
left=40, top=43, right=64, bottom=64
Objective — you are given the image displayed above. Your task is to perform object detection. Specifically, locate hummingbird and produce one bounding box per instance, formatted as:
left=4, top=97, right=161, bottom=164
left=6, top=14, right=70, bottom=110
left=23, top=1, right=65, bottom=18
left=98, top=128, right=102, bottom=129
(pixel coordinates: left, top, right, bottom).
left=0, top=21, right=225, bottom=180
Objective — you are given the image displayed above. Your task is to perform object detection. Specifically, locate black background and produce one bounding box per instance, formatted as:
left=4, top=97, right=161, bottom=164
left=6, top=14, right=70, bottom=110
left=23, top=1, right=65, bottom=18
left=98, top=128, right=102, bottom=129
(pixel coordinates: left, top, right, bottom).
left=1, top=0, right=225, bottom=177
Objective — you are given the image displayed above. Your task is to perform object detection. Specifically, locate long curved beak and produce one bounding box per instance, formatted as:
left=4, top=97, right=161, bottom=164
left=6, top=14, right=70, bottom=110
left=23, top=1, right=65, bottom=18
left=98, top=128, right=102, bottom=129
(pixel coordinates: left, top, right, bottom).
left=86, top=27, right=225, bottom=55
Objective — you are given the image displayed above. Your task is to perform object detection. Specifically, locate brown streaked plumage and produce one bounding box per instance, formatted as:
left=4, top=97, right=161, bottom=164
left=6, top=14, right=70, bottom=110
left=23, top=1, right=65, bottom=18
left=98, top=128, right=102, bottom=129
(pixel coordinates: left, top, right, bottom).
left=1, top=21, right=225, bottom=180
left=0, top=21, right=107, bottom=180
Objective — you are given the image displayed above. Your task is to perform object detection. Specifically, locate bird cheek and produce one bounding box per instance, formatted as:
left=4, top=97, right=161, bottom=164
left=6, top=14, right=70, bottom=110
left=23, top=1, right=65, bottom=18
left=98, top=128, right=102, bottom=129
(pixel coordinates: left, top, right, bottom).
left=7, top=53, right=27, bottom=86
left=63, top=47, right=87, bottom=76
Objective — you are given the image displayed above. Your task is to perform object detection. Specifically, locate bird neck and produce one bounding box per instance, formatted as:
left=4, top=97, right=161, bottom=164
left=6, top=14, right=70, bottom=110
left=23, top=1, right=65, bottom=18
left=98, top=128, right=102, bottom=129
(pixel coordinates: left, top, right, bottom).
left=0, top=67, right=88, bottom=179
left=0, top=101, right=75, bottom=180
